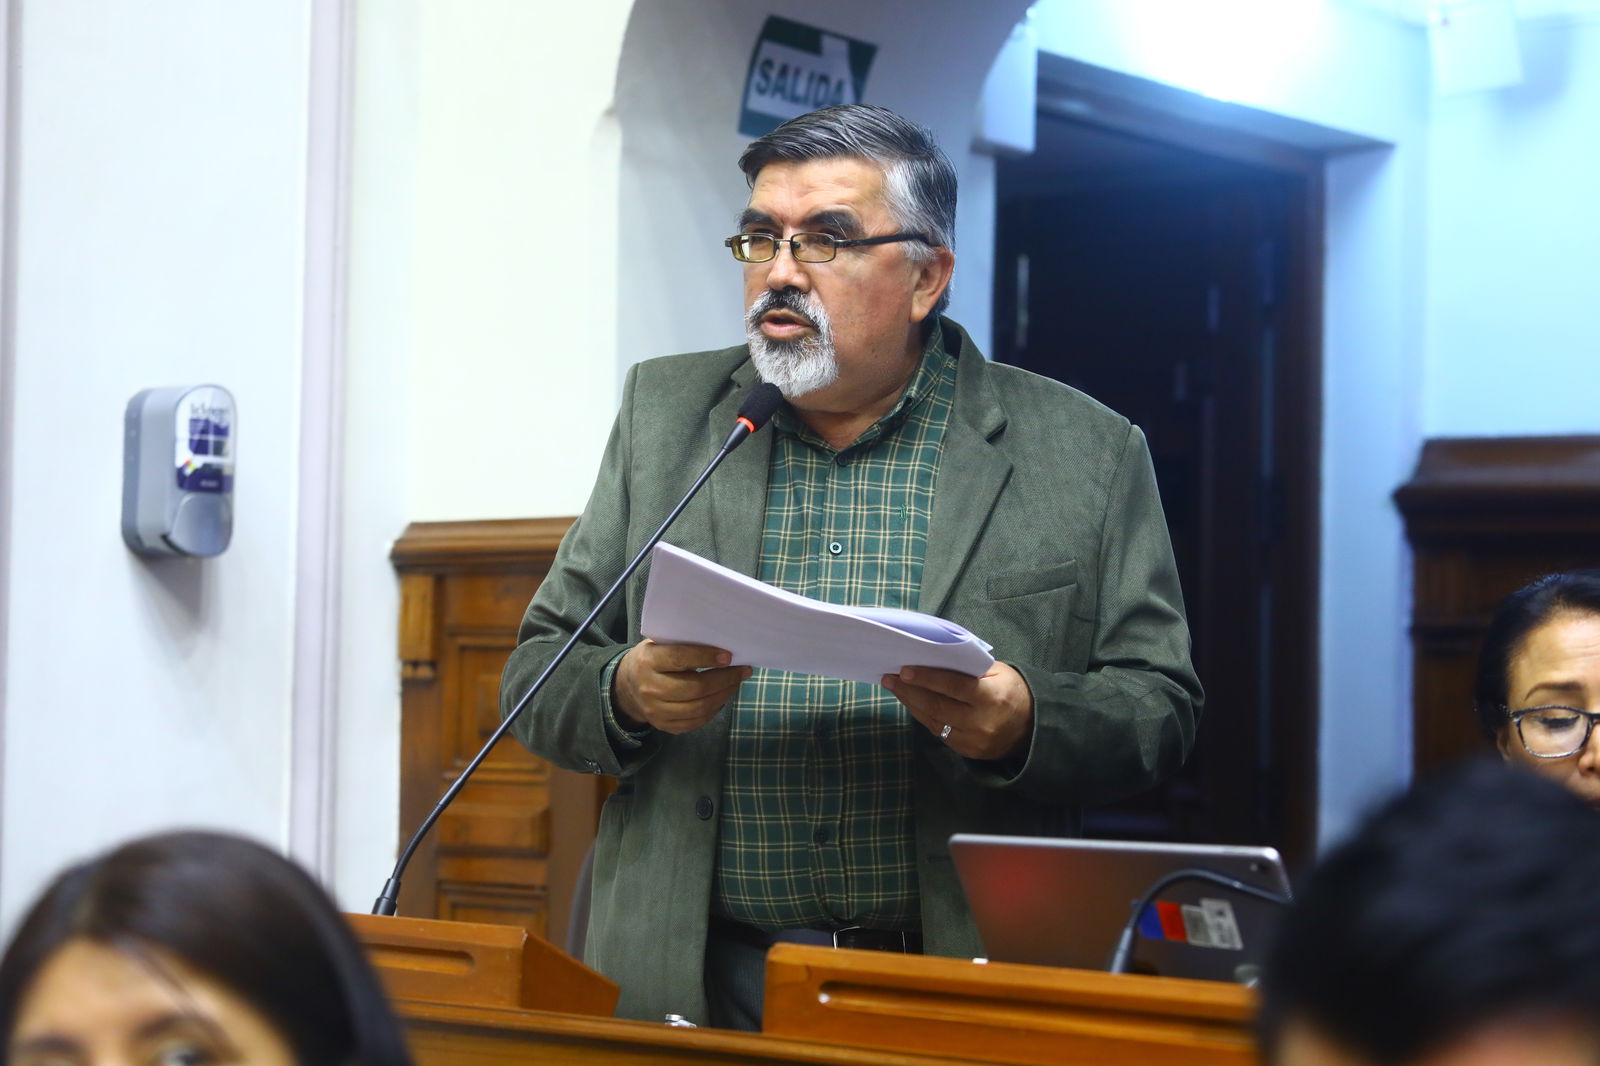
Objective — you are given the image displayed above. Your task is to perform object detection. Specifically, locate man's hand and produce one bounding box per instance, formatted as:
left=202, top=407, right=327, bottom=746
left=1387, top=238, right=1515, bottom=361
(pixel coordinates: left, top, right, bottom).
left=882, top=662, right=1034, bottom=761
left=614, top=640, right=752, bottom=734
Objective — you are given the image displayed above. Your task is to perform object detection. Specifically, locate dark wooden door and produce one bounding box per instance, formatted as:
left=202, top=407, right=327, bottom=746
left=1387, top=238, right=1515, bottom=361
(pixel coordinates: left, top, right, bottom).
left=992, top=118, right=1319, bottom=864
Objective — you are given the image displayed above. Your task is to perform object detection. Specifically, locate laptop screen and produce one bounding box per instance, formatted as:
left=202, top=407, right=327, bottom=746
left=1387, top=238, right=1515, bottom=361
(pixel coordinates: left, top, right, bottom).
left=950, top=833, right=1292, bottom=984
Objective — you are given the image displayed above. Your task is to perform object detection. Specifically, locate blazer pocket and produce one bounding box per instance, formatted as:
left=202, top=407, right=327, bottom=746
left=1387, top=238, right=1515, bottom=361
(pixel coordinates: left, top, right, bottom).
left=986, top=560, right=1077, bottom=601
left=956, top=561, right=1081, bottom=668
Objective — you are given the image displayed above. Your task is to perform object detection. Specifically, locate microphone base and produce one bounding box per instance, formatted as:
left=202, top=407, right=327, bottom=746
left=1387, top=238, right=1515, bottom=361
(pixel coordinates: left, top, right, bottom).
left=372, top=876, right=402, bottom=916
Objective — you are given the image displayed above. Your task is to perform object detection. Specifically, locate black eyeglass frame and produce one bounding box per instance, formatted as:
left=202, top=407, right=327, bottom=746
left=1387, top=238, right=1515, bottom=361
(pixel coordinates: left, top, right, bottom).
left=1506, top=704, right=1600, bottom=759
left=723, top=231, right=932, bottom=264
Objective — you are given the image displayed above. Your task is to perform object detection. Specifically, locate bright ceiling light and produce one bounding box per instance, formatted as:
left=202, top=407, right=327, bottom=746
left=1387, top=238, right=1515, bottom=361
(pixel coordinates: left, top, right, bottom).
left=1127, top=0, right=1328, bottom=105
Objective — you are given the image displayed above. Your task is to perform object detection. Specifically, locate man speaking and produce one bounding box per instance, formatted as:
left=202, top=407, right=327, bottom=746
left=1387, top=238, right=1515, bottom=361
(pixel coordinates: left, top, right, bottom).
left=500, top=104, right=1201, bottom=1028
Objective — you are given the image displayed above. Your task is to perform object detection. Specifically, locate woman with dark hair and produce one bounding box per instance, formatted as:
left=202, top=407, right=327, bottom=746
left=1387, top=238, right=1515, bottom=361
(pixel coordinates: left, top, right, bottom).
left=1473, top=569, right=1600, bottom=807
left=1259, top=761, right=1600, bottom=1065
left=0, top=830, right=412, bottom=1066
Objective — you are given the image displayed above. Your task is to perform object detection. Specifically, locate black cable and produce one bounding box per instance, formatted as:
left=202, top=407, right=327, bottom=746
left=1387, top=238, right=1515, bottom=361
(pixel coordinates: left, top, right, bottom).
left=1106, top=866, right=1292, bottom=976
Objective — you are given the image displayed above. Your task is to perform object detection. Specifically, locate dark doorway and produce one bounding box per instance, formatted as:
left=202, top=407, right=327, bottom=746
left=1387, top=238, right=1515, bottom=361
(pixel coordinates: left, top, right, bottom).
left=992, top=93, right=1322, bottom=866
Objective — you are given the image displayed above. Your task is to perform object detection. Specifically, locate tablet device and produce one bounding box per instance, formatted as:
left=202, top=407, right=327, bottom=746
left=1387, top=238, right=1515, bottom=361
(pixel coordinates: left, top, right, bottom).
left=950, top=833, right=1292, bottom=983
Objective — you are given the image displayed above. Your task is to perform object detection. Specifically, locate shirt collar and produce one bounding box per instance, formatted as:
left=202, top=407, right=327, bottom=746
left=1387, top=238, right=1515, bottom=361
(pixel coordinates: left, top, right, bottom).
left=772, top=324, right=950, bottom=454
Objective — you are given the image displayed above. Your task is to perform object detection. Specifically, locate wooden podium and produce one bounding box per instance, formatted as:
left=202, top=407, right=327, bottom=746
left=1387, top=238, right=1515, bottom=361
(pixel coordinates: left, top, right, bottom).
left=763, top=944, right=1259, bottom=1066
left=354, top=913, right=984, bottom=1066
left=354, top=914, right=1258, bottom=1065
left=350, top=912, right=619, bottom=1016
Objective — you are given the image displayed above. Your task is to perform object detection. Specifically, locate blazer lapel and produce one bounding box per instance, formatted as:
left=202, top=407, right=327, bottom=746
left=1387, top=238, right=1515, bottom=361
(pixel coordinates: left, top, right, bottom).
left=921, top=326, right=1011, bottom=617
left=694, top=326, right=1008, bottom=603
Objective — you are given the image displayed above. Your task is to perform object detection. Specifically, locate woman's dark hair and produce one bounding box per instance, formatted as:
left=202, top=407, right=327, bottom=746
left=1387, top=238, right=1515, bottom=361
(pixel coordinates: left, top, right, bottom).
left=1258, top=760, right=1600, bottom=1065
left=0, top=830, right=412, bottom=1066
left=1473, top=569, right=1600, bottom=738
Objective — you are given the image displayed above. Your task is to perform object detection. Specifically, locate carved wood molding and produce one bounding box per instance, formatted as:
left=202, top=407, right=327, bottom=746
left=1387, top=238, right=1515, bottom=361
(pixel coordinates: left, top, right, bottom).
left=1394, top=436, right=1600, bottom=539
left=391, top=518, right=576, bottom=679
left=398, top=574, right=437, bottom=681
left=391, top=517, right=576, bottom=573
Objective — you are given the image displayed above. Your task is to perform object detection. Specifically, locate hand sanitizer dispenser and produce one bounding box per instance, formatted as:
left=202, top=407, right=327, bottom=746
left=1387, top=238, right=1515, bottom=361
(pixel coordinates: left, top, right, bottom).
left=122, top=385, right=236, bottom=557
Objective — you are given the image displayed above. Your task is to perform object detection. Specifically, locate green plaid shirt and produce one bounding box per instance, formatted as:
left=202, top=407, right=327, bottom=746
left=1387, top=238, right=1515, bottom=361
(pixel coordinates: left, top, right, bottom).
left=711, top=327, right=957, bottom=931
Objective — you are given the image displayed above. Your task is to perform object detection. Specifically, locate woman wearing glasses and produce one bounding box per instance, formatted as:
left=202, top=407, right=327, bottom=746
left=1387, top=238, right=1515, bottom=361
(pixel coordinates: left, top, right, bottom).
left=1475, top=569, right=1600, bottom=806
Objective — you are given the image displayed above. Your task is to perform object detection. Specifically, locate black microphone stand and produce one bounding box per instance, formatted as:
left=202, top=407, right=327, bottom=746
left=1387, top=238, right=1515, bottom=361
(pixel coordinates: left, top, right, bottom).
left=373, top=384, right=782, bottom=916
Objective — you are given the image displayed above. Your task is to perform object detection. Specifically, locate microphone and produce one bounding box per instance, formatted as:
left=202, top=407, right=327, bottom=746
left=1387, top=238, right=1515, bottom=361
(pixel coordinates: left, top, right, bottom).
left=373, top=382, right=784, bottom=916
left=721, top=382, right=783, bottom=451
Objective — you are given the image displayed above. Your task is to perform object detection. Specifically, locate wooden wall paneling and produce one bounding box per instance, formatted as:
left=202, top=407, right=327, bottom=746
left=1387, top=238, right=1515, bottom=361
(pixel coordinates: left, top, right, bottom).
left=397, top=570, right=445, bottom=920
left=1396, top=437, right=1600, bottom=773
left=398, top=572, right=437, bottom=681
left=391, top=518, right=602, bottom=942
left=433, top=615, right=551, bottom=933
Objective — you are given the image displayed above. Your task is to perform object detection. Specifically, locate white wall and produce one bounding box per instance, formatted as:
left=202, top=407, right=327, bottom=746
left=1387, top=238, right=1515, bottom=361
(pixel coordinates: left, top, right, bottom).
left=1031, top=2, right=1425, bottom=144
left=330, top=0, right=420, bottom=919
left=0, top=0, right=16, bottom=912
left=0, top=1, right=313, bottom=930
left=330, top=0, right=637, bottom=908
left=1029, top=0, right=1433, bottom=846
left=1424, top=14, right=1600, bottom=435
left=406, top=0, right=631, bottom=523
left=1318, top=141, right=1428, bottom=845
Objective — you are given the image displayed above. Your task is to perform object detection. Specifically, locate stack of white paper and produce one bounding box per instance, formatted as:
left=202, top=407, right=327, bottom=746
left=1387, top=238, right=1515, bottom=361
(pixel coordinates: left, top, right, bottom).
left=639, top=542, right=994, bottom=685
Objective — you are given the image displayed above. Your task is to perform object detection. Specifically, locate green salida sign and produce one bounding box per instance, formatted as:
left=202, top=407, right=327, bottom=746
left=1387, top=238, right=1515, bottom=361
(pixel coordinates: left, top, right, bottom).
left=739, top=16, right=878, bottom=138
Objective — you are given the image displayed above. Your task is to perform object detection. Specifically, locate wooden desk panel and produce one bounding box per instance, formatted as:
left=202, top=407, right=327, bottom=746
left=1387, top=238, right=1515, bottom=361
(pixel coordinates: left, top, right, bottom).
left=764, top=944, right=1258, bottom=1066
left=400, top=1000, right=1038, bottom=1066
left=367, top=922, right=1261, bottom=1065
left=351, top=912, right=618, bottom=1017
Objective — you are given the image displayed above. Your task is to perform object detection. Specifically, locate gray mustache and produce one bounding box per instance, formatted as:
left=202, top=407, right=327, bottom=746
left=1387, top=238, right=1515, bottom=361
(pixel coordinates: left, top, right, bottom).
left=749, top=290, right=819, bottom=330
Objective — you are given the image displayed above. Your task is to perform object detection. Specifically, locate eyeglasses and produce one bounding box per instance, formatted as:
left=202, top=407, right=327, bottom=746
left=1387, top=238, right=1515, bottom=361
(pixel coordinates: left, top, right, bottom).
left=1507, top=705, right=1600, bottom=758
left=724, top=231, right=930, bottom=264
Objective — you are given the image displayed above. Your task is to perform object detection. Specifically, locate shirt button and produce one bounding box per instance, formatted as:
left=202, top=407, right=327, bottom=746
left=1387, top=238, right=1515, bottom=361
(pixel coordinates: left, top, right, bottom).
left=813, top=826, right=832, bottom=844
left=828, top=541, right=843, bottom=555
left=694, top=796, right=715, bottom=820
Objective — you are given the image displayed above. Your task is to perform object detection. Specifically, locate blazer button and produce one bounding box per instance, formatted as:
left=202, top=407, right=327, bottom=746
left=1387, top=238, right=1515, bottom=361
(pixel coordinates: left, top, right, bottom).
left=694, top=796, right=715, bottom=820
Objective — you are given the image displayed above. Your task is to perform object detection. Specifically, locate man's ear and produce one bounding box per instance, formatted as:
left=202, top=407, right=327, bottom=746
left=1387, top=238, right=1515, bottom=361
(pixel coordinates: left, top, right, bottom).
left=908, top=246, right=956, bottom=323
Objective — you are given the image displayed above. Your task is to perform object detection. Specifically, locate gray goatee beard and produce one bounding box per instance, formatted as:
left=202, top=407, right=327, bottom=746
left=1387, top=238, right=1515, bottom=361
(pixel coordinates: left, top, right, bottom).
left=745, top=290, right=839, bottom=400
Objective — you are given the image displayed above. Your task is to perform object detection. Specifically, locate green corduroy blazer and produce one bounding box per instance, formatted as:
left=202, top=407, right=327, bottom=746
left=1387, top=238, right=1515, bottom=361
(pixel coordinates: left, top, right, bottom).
left=500, top=318, right=1202, bottom=1023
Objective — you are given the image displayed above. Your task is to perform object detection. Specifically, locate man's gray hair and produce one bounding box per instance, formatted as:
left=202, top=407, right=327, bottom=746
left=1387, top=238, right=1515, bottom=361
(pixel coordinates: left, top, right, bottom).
left=739, top=104, right=956, bottom=316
